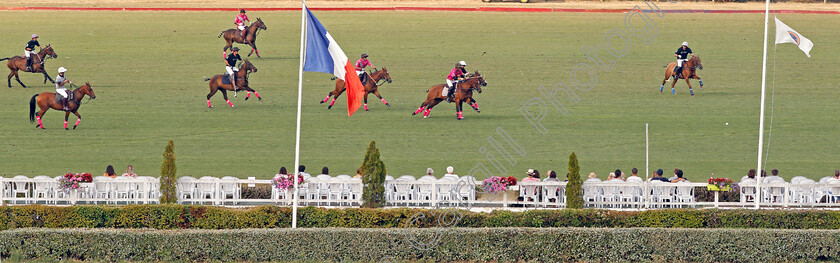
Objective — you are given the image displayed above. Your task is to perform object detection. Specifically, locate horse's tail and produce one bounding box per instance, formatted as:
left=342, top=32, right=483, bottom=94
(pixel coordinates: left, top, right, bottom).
left=218, top=31, right=225, bottom=38
left=330, top=77, right=337, bottom=81
left=425, top=89, right=430, bottom=93
left=29, top=94, right=39, bottom=122
left=663, top=64, right=669, bottom=68
left=204, top=78, right=211, bottom=81
left=0, top=57, right=10, bottom=61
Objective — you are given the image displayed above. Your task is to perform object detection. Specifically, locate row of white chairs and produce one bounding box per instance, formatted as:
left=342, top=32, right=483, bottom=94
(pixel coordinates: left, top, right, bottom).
left=384, top=175, right=476, bottom=207
left=739, top=177, right=840, bottom=205
left=1, top=175, right=160, bottom=205
left=290, top=174, right=363, bottom=206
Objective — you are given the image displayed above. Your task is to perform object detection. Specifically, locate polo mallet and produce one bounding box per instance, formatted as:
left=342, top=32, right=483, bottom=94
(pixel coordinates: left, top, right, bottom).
left=233, top=62, right=242, bottom=97
left=473, top=51, right=487, bottom=73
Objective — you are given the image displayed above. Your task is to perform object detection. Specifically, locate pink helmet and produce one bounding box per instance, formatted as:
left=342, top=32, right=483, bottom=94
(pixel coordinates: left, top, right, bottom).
left=31, top=34, right=38, bottom=38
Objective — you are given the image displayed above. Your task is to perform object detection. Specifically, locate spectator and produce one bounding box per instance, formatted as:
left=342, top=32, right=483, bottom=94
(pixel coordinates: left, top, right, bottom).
left=607, top=172, right=616, bottom=180
left=585, top=172, right=600, bottom=182
left=628, top=168, right=642, bottom=181
left=588, top=172, right=597, bottom=179
left=122, top=165, right=137, bottom=177
left=565, top=173, right=570, bottom=182
left=669, top=168, right=680, bottom=181
left=275, top=167, right=288, bottom=179
left=650, top=169, right=669, bottom=182
left=320, top=166, right=329, bottom=176
left=298, top=165, right=310, bottom=178
left=443, top=166, right=458, bottom=179
left=763, top=168, right=782, bottom=183
left=354, top=168, right=362, bottom=179
left=522, top=169, right=540, bottom=182
left=425, top=168, right=434, bottom=177
left=832, top=170, right=839, bottom=180
left=544, top=170, right=559, bottom=182
left=671, top=169, right=687, bottom=183
left=104, top=165, right=117, bottom=178
left=530, top=169, right=541, bottom=179
left=747, top=169, right=756, bottom=179
left=612, top=169, right=625, bottom=181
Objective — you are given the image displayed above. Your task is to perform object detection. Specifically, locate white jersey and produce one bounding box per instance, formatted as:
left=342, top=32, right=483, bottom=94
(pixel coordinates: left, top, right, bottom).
left=55, top=75, right=67, bottom=90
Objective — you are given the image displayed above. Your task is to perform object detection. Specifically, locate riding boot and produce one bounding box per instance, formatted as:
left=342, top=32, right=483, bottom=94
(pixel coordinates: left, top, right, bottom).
left=26, top=57, right=32, bottom=72
left=242, top=31, right=250, bottom=44
left=230, top=75, right=237, bottom=91
left=62, top=97, right=69, bottom=111
left=673, top=66, right=681, bottom=80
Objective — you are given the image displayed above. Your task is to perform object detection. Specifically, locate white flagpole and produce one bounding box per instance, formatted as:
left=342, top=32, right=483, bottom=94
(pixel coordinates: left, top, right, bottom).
left=645, top=123, right=649, bottom=209
left=293, top=0, right=307, bottom=228
left=755, top=0, right=771, bottom=209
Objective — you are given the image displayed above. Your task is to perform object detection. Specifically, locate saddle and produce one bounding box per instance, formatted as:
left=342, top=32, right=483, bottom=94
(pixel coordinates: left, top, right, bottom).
left=221, top=74, right=238, bottom=85
left=55, top=91, right=74, bottom=104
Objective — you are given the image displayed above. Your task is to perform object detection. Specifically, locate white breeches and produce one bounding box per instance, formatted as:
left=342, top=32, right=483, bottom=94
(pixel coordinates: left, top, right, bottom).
left=677, top=59, right=687, bottom=67
left=226, top=66, right=239, bottom=76
left=24, top=50, right=35, bottom=58
left=57, top=89, right=68, bottom=98
left=356, top=70, right=364, bottom=75
left=446, top=79, right=454, bottom=88
left=238, top=25, right=246, bottom=31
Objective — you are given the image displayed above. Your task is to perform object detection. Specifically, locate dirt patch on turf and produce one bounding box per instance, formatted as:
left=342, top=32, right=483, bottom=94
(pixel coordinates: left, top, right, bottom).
left=1, top=0, right=837, bottom=11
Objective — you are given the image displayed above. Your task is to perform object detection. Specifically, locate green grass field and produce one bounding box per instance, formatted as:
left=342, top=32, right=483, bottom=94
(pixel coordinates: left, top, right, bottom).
left=0, top=9, right=838, bottom=181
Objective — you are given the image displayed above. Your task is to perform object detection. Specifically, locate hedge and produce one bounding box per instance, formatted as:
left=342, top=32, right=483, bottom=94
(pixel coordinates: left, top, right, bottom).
left=3, top=205, right=840, bottom=230
left=3, top=227, right=840, bottom=262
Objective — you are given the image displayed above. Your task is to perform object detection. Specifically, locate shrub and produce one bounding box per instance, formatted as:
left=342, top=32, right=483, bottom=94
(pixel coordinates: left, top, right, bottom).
left=3, top=227, right=840, bottom=262
left=565, top=152, right=584, bottom=208
left=361, top=141, right=386, bottom=208
left=159, top=140, right=177, bottom=204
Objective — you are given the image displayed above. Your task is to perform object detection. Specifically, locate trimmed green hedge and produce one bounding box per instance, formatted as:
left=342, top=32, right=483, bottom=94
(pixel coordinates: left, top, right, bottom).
left=3, top=227, right=840, bottom=262
left=3, top=205, right=840, bottom=230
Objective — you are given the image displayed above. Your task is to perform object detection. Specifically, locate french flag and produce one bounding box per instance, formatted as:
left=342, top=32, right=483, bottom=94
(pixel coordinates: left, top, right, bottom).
left=303, top=7, right=365, bottom=116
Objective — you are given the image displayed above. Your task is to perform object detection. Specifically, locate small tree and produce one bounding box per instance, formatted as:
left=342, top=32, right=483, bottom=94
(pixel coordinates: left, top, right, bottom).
left=565, top=152, right=584, bottom=209
left=159, top=140, right=177, bottom=204
left=361, top=141, right=386, bottom=208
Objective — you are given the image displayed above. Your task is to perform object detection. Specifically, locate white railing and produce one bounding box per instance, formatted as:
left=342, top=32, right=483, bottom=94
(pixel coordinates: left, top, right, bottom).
left=6, top=175, right=840, bottom=209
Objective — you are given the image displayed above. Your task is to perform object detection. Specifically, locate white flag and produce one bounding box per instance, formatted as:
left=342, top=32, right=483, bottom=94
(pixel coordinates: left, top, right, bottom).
left=775, top=17, right=813, bottom=58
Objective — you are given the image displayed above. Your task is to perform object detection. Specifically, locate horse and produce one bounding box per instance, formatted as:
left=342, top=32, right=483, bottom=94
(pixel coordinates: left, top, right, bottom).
left=412, top=71, right=487, bottom=120
left=29, top=82, right=96, bottom=130
left=661, top=55, right=704, bottom=96
left=320, top=67, right=393, bottom=111
left=204, top=59, right=261, bottom=109
left=219, top=18, right=267, bottom=59
left=2, top=45, right=58, bottom=88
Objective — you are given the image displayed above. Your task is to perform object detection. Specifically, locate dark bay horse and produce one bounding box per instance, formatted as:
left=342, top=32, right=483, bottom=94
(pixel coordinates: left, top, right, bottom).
left=320, top=67, right=392, bottom=111
left=204, top=60, right=261, bottom=109
left=661, top=55, right=703, bottom=96
left=413, top=72, right=486, bottom=120
left=2, top=45, right=58, bottom=88
left=219, top=18, right=267, bottom=59
left=29, top=82, right=96, bottom=130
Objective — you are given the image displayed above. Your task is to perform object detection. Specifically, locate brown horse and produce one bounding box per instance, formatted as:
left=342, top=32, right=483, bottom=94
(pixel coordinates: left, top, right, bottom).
left=2, top=45, right=58, bottom=88
left=204, top=60, right=261, bottom=109
left=29, top=82, right=96, bottom=130
left=661, top=55, right=703, bottom=96
left=412, top=72, right=486, bottom=120
left=320, top=67, right=393, bottom=111
left=219, top=18, right=267, bottom=59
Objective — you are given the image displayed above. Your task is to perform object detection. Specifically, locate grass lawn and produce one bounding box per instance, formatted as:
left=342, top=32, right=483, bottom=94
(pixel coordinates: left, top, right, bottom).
left=0, top=9, right=837, bottom=181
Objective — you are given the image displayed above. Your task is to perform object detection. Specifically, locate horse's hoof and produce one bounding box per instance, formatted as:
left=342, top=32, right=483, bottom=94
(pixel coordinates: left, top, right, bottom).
left=320, top=100, right=325, bottom=104
left=208, top=106, right=214, bottom=108
left=73, top=126, right=77, bottom=130
left=65, top=128, right=69, bottom=130
left=423, top=115, right=428, bottom=119
left=245, top=97, right=249, bottom=101
left=258, top=97, right=262, bottom=101
left=477, top=110, right=481, bottom=113
left=386, top=103, right=391, bottom=107
left=412, top=112, right=417, bottom=116
left=327, top=105, right=333, bottom=110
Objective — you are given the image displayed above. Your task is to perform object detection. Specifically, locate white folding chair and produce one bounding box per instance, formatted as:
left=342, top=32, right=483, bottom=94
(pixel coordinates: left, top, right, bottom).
left=195, top=177, right=219, bottom=205
left=582, top=181, right=602, bottom=208
left=11, top=175, right=31, bottom=204
left=674, top=182, right=695, bottom=207
left=32, top=176, right=55, bottom=204
left=414, top=179, right=434, bottom=206
left=176, top=176, right=197, bottom=204
left=219, top=178, right=240, bottom=205
left=739, top=179, right=757, bottom=204
left=394, top=179, right=414, bottom=206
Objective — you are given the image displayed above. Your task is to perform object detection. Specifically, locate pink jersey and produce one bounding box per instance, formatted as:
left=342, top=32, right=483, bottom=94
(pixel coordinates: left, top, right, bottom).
left=235, top=14, right=249, bottom=26
left=447, top=68, right=464, bottom=80
left=355, top=58, right=372, bottom=70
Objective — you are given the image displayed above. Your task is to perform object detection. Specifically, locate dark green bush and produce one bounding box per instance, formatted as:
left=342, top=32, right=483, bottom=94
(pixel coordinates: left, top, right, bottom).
left=3, top=227, right=840, bottom=262
left=5, top=205, right=840, bottom=230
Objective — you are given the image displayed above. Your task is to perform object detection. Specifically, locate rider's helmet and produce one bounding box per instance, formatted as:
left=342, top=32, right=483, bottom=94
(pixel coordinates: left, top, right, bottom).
left=682, top=41, right=688, bottom=46
left=231, top=47, right=240, bottom=52
left=58, top=67, right=67, bottom=73
left=240, top=9, right=246, bottom=13
left=361, top=53, right=368, bottom=58
left=32, top=34, right=39, bottom=39
left=458, top=61, right=466, bottom=67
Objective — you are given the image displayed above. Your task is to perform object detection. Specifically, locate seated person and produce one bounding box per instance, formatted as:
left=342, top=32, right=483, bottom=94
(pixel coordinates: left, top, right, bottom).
left=671, top=169, right=687, bottom=183
left=649, top=169, right=670, bottom=182
left=104, top=165, right=117, bottom=178
left=121, top=165, right=137, bottom=177
left=543, top=170, right=560, bottom=182
left=522, top=169, right=540, bottom=182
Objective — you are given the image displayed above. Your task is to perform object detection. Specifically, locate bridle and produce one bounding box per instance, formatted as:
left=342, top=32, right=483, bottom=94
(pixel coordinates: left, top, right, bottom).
left=372, top=69, right=392, bottom=86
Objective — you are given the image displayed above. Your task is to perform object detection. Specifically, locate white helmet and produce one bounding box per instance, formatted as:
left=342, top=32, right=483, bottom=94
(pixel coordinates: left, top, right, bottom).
left=458, top=61, right=466, bottom=66
left=57, top=67, right=67, bottom=73
left=682, top=41, right=688, bottom=46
